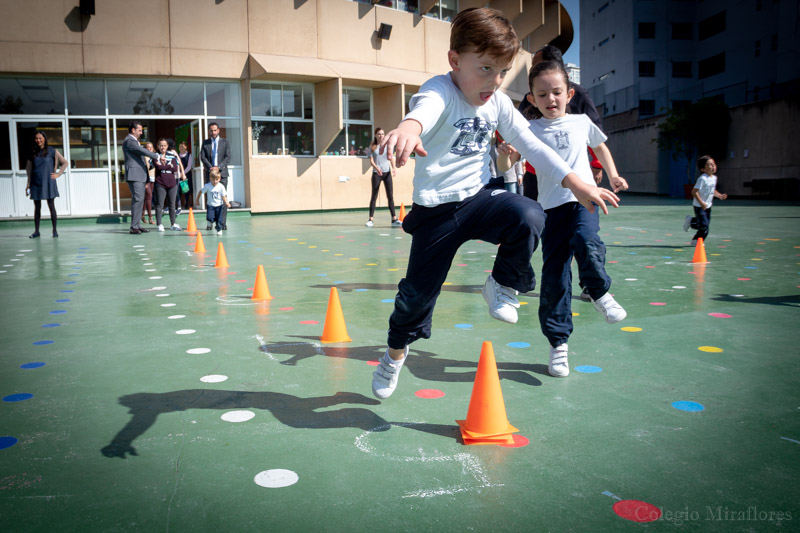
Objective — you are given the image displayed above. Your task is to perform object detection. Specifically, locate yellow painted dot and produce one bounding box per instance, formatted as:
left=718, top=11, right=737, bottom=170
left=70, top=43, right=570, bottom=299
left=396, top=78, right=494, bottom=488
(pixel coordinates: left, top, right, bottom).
left=722, top=239, right=732, bottom=242
left=764, top=238, right=780, bottom=241
left=443, top=282, right=452, bottom=286
left=674, top=249, right=684, bottom=252
left=287, top=238, right=298, bottom=241
left=613, top=241, right=622, bottom=245
left=698, top=346, right=724, bottom=353
left=308, top=245, right=317, bottom=248
left=349, top=258, right=359, bottom=261
left=322, top=250, right=329, bottom=252
left=640, top=230, right=648, bottom=233
left=710, top=253, right=721, bottom=256
left=334, top=253, right=343, bottom=256
left=571, top=312, right=579, bottom=316
left=520, top=301, right=528, bottom=306
left=751, top=258, right=762, bottom=261
left=621, top=327, right=642, bottom=332
left=298, top=242, right=306, bottom=244
left=387, top=268, right=399, bottom=271
left=665, top=233, right=673, bottom=236
left=366, top=263, right=377, bottom=266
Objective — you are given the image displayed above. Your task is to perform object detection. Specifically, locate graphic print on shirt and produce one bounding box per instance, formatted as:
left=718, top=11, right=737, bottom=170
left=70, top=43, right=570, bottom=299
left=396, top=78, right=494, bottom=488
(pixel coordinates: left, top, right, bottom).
left=554, top=130, right=570, bottom=150
left=450, top=117, right=497, bottom=156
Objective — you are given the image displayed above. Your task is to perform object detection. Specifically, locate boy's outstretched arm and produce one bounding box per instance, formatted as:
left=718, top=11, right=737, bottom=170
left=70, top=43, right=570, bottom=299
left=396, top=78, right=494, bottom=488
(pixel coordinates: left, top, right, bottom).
left=562, top=173, right=620, bottom=215
left=592, top=142, right=628, bottom=193
left=380, top=119, right=426, bottom=167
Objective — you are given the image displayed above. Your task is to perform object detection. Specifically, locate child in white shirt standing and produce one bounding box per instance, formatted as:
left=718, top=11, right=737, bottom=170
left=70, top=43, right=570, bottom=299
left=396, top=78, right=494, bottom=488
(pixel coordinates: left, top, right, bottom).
left=196, top=168, right=230, bottom=235
left=683, top=155, right=726, bottom=245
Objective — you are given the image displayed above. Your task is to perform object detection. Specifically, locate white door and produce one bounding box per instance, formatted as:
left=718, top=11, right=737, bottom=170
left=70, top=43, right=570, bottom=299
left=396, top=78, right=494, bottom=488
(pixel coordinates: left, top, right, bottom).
left=0, top=120, right=14, bottom=216
left=192, top=119, right=205, bottom=209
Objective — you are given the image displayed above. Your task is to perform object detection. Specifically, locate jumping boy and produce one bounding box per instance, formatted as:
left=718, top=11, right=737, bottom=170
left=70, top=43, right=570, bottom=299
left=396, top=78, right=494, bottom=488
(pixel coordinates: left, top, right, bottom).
left=371, top=7, right=621, bottom=399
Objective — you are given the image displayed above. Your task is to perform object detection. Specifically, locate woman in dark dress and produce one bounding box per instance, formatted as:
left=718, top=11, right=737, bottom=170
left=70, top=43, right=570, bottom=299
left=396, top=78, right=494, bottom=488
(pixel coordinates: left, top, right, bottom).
left=25, top=131, right=68, bottom=238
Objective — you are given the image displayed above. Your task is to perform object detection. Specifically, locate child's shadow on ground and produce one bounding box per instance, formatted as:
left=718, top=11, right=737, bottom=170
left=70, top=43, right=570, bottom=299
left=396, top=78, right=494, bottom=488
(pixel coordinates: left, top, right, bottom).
left=101, top=390, right=459, bottom=459
left=262, top=338, right=547, bottom=386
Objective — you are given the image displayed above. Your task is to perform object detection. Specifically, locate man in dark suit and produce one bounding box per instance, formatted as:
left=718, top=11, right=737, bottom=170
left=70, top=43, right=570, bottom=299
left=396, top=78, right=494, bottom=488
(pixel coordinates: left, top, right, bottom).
left=200, top=122, right=232, bottom=230
left=123, top=121, right=161, bottom=234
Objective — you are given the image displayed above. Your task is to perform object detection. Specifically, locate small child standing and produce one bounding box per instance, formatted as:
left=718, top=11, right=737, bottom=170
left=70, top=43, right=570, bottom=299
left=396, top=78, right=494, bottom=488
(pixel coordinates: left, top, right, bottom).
left=196, top=169, right=230, bottom=235
left=370, top=8, right=621, bottom=399
left=683, top=155, right=727, bottom=245
left=501, top=59, right=629, bottom=378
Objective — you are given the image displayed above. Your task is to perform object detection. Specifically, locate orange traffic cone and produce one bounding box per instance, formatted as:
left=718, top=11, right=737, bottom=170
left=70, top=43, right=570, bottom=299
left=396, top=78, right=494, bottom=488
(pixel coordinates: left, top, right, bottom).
left=691, top=237, right=708, bottom=264
left=398, top=203, right=406, bottom=222
left=456, top=341, right=519, bottom=445
left=251, top=265, right=273, bottom=300
left=193, top=231, right=206, bottom=253
left=215, top=242, right=229, bottom=268
left=186, top=208, right=197, bottom=233
left=320, top=287, right=351, bottom=343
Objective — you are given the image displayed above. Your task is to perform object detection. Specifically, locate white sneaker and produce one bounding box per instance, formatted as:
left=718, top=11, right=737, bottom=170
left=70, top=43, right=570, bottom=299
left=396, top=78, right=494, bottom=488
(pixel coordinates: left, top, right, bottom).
left=579, top=287, right=591, bottom=301
left=392, top=219, right=402, bottom=226
left=683, top=215, right=692, bottom=232
left=365, top=220, right=374, bottom=227
left=592, top=292, right=627, bottom=324
left=171, top=224, right=181, bottom=231
left=372, top=347, right=408, bottom=399
left=217, top=230, right=222, bottom=235
left=482, top=275, right=520, bottom=324
left=157, top=224, right=165, bottom=232
left=548, top=344, right=569, bottom=377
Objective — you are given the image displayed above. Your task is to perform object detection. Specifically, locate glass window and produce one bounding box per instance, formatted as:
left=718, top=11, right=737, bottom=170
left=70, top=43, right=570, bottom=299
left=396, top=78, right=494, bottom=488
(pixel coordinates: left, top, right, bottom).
left=639, top=61, right=656, bottom=78
left=283, top=85, right=302, bottom=118
left=250, top=82, right=314, bottom=156
left=327, top=88, right=372, bottom=155
left=347, top=124, right=372, bottom=156
left=16, top=122, right=64, bottom=168
left=284, top=121, right=314, bottom=156
left=0, top=78, right=65, bottom=115
left=67, top=119, right=109, bottom=169
left=671, top=61, right=692, bottom=78
left=698, top=52, right=725, bottom=79
left=303, top=85, right=313, bottom=120
left=251, top=84, right=282, bottom=117
left=107, top=80, right=204, bottom=115
left=671, top=22, right=693, bottom=40
left=206, top=82, right=241, bottom=117
left=698, top=11, right=726, bottom=41
left=210, top=119, right=242, bottom=166
left=345, top=89, right=371, bottom=121
left=639, top=100, right=655, bottom=116
left=252, top=120, right=282, bottom=155
left=66, top=79, right=105, bottom=115
left=638, top=22, right=655, bottom=39
left=0, top=122, right=10, bottom=170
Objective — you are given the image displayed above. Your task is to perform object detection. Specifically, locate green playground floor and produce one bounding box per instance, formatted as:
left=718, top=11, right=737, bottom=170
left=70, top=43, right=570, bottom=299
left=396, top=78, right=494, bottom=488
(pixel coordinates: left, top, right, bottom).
left=1, top=197, right=799, bottom=532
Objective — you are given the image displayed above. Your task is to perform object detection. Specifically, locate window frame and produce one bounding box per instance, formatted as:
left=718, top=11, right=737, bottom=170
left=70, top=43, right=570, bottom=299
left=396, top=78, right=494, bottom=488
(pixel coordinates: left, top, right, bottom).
left=250, top=81, right=315, bottom=157
left=326, top=87, right=374, bottom=157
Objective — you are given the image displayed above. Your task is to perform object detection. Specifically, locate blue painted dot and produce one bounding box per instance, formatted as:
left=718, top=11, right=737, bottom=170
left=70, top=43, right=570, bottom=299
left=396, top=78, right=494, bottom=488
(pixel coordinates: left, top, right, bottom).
left=381, top=298, right=395, bottom=303
left=78, top=247, right=89, bottom=249
left=60, top=290, right=73, bottom=293
left=316, top=274, right=328, bottom=277
left=627, top=252, right=638, bottom=255
left=247, top=244, right=255, bottom=247
left=575, top=365, right=603, bottom=373
left=672, top=400, right=704, bottom=412
left=334, top=281, right=345, bottom=284
left=662, top=256, right=672, bottom=259
left=3, top=393, right=34, bottom=402
left=49, top=310, right=66, bottom=315
left=745, top=266, right=758, bottom=269
left=256, top=248, right=263, bottom=251
left=237, top=240, right=248, bottom=243
left=33, top=340, right=54, bottom=346
left=72, top=266, right=81, bottom=269
left=354, top=288, right=368, bottom=292
left=0, top=437, right=18, bottom=450
left=454, top=324, right=473, bottom=329
left=64, top=281, right=77, bottom=285
left=68, top=273, right=79, bottom=276
left=275, top=256, right=282, bottom=259
left=287, top=261, right=296, bottom=264
left=42, top=323, right=60, bottom=328
left=20, top=362, right=46, bottom=369
left=56, top=299, right=70, bottom=303
left=74, top=261, right=83, bottom=264
left=300, top=267, right=310, bottom=271
left=507, top=342, right=531, bottom=348
left=263, top=252, right=272, bottom=255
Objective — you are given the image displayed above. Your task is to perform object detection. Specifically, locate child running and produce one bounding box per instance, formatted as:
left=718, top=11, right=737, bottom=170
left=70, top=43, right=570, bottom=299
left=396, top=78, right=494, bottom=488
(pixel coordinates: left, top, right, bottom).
left=683, top=155, right=726, bottom=245
left=501, top=60, right=629, bottom=377
left=196, top=168, right=230, bottom=235
left=370, top=8, right=621, bottom=399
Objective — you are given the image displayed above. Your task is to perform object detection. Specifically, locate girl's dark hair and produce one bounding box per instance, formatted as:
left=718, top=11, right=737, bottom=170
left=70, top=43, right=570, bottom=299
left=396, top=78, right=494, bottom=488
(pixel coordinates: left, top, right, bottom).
left=697, top=154, right=714, bottom=170
left=525, top=60, right=571, bottom=119
left=29, top=130, right=49, bottom=161
left=167, top=138, right=177, bottom=151
left=371, top=127, right=383, bottom=147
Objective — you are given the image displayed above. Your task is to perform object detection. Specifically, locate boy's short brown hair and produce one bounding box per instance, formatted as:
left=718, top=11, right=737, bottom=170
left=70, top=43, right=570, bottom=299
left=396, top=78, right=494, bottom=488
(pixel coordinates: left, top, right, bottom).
left=210, top=168, right=221, bottom=181
left=450, top=7, right=520, bottom=64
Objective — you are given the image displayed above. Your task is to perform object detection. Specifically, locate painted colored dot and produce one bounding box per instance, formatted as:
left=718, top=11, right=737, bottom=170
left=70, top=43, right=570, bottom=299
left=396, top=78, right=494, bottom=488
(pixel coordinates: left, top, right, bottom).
left=698, top=346, right=724, bottom=353
left=64, top=281, right=76, bottom=285
left=672, top=400, right=704, bottom=412
left=21, top=362, right=46, bottom=369
left=672, top=286, right=686, bottom=289
left=354, top=288, right=368, bottom=292
left=221, top=410, right=256, bottom=423
left=442, top=282, right=452, bottom=286
left=519, top=301, right=528, bottom=306
left=649, top=302, right=666, bottom=306
left=56, top=299, right=70, bottom=303
left=300, top=320, right=319, bottom=325
left=499, top=434, right=530, bottom=448
left=176, top=329, right=196, bottom=335
left=186, top=348, right=211, bottom=355
left=576, top=365, right=603, bottom=373
left=645, top=266, right=655, bottom=269
left=151, top=286, right=166, bottom=291
left=155, top=294, right=170, bottom=297
left=200, top=375, right=228, bottom=383
left=708, top=312, right=732, bottom=318
left=571, top=312, right=579, bottom=316
left=33, top=340, right=54, bottom=346
left=621, top=327, right=642, bottom=332
left=745, top=266, right=758, bottom=269
left=624, top=278, right=638, bottom=282
left=149, top=276, right=162, bottom=280
left=168, top=315, right=185, bottom=319
left=415, top=389, right=445, bottom=399
left=507, top=342, right=531, bottom=348
left=608, top=261, right=618, bottom=263
left=737, top=278, right=751, bottom=281
left=381, top=298, right=395, bottom=303
left=161, top=303, right=177, bottom=308
left=317, top=273, right=329, bottom=276
left=49, top=310, right=66, bottom=315
left=0, top=437, right=18, bottom=450
left=367, top=360, right=379, bottom=366
left=279, top=307, right=294, bottom=311
left=454, top=324, right=473, bottom=329
left=300, top=267, right=310, bottom=271
left=627, top=252, right=638, bottom=255
left=613, top=500, right=662, bottom=522
left=42, top=323, right=60, bottom=328
left=61, top=290, right=73, bottom=293
left=254, top=469, right=299, bottom=488
left=3, top=393, right=34, bottom=402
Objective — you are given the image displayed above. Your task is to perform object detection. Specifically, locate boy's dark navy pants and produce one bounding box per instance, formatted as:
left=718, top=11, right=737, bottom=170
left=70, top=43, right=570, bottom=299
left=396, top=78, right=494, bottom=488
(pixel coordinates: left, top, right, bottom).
left=691, top=206, right=711, bottom=241
left=538, top=202, right=611, bottom=348
left=387, top=186, right=545, bottom=350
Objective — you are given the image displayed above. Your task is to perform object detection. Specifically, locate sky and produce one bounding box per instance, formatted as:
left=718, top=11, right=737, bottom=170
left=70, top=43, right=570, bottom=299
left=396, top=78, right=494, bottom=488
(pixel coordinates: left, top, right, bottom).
left=560, top=0, right=580, bottom=66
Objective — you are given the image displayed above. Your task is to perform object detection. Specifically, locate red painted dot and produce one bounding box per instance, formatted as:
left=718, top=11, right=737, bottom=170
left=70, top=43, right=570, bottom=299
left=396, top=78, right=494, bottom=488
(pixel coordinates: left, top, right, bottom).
left=367, top=360, right=379, bottom=366
left=334, top=236, right=344, bottom=238
left=457, top=263, right=467, bottom=267
left=645, top=266, right=655, bottom=268
left=755, top=249, right=764, bottom=252
left=415, top=389, right=445, bottom=399
left=718, top=245, right=727, bottom=248
left=300, top=320, right=319, bottom=325
left=708, top=312, right=732, bottom=318
left=484, top=270, right=492, bottom=272
left=227, top=272, right=237, bottom=275
left=649, top=302, right=666, bottom=306
left=279, top=307, right=294, bottom=311
left=737, top=278, right=751, bottom=281
left=655, top=239, right=664, bottom=242
left=608, top=261, right=618, bottom=264
left=376, top=247, right=384, bottom=249
left=235, top=279, right=246, bottom=282
left=499, top=434, right=530, bottom=448
left=613, top=500, right=662, bottom=522
left=247, top=288, right=253, bottom=291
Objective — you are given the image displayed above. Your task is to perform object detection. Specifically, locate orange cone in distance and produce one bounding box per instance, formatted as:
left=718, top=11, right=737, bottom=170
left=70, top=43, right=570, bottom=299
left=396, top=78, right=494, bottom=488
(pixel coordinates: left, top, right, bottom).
left=193, top=231, right=206, bottom=253
left=398, top=203, right=406, bottom=222
left=186, top=208, right=197, bottom=233
left=691, top=237, right=708, bottom=264
left=215, top=242, right=229, bottom=268
left=320, top=287, right=351, bottom=343
left=456, top=341, right=519, bottom=445
left=251, top=264, right=273, bottom=300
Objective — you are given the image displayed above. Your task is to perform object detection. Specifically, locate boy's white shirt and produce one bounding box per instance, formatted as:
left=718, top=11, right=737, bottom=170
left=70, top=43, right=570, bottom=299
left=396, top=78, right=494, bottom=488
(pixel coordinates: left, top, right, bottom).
left=200, top=182, right=227, bottom=207
left=527, top=114, right=607, bottom=210
left=693, top=173, right=717, bottom=208
left=404, top=73, right=573, bottom=207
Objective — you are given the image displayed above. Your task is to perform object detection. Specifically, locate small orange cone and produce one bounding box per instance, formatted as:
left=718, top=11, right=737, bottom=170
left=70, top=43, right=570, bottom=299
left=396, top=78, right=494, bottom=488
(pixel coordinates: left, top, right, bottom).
left=691, top=237, right=708, bottom=264
left=186, top=208, right=197, bottom=233
left=251, top=265, right=273, bottom=300
left=215, top=242, right=229, bottom=268
left=193, top=231, right=206, bottom=253
left=320, top=287, right=352, bottom=343
left=456, top=341, right=519, bottom=445
left=398, top=203, right=406, bottom=221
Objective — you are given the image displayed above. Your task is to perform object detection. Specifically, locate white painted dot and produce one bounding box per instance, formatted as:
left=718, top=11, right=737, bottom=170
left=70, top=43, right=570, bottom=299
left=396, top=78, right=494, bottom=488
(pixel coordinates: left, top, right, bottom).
left=187, top=348, right=211, bottom=354
left=200, top=374, right=228, bottom=383
left=730, top=294, right=744, bottom=297
left=10, top=258, right=20, bottom=262
left=145, top=269, right=156, bottom=272
left=168, top=315, right=186, bottom=319
left=156, top=293, right=170, bottom=297
left=254, top=469, right=298, bottom=488
left=139, top=253, right=148, bottom=256
left=151, top=286, right=166, bottom=290
left=161, top=303, right=176, bottom=307
left=19, top=249, right=32, bottom=252
left=672, top=285, right=686, bottom=289
left=133, top=245, right=145, bottom=248
left=624, top=278, right=638, bottom=281
left=3, top=265, right=12, bottom=267
left=0, top=271, right=6, bottom=274
left=141, top=257, right=150, bottom=261
left=176, top=329, right=195, bottom=335
left=221, top=410, right=255, bottom=423
left=16, top=254, right=25, bottom=257
left=379, top=233, right=390, bottom=236
left=149, top=276, right=162, bottom=280
left=143, top=263, right=153, bottom=266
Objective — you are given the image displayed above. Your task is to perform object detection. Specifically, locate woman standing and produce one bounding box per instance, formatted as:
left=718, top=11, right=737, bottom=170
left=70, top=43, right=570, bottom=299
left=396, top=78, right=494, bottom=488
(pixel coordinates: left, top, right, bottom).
left=26, top=131, right=67, bottom=238
left=365, top=127, right=399, bottom=228
left=143, top=141, right=156, bottom=225
left=153, top=138, right=181, bottom=231
left=178, top=142, right=194, bottom=210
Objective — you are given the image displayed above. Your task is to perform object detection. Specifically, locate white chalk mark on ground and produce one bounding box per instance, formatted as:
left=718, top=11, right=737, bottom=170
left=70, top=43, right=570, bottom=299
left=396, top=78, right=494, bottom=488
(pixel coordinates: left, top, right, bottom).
left=780, top=437, right=800, bottom=444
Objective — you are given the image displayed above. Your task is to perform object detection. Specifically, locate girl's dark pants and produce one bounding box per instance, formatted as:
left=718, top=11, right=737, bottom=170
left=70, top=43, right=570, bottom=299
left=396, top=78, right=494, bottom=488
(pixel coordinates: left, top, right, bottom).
left=538, top=202, right=611, bottom=348
left=387, top=186, right=545, bottom=350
